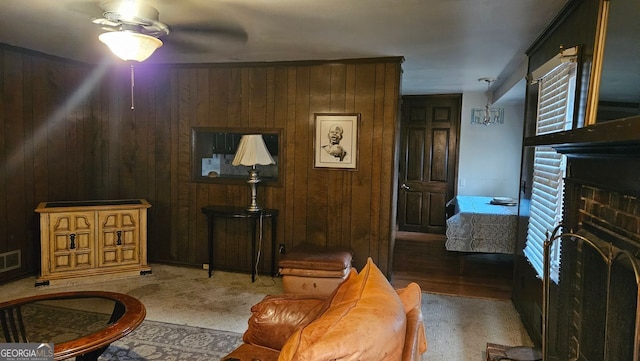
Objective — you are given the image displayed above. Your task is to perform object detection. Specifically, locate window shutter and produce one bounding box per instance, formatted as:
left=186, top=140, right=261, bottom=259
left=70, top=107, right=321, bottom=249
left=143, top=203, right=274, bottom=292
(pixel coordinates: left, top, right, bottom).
left=523, top=61, right=576, bottom=283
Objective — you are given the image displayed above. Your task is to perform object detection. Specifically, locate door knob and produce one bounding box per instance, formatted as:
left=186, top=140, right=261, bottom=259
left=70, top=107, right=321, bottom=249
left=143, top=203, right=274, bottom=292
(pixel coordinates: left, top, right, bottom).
left=401, top=184, right=410, bottom=190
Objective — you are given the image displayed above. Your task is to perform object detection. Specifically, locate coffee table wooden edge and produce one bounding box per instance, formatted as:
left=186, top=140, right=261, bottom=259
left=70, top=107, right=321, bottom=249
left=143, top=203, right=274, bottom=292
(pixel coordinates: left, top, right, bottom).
left=0, top=291, right=146, bottom=361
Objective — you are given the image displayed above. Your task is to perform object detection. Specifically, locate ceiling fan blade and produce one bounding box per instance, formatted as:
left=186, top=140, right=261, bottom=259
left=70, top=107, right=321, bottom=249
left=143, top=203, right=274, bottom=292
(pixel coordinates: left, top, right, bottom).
left=65, top=1, right=105, bottom=17
left=170, top=22, right=248, bottom=43
left=92, top=17, right=120, bottom=28
left=161, top=36, right=211, bottom=54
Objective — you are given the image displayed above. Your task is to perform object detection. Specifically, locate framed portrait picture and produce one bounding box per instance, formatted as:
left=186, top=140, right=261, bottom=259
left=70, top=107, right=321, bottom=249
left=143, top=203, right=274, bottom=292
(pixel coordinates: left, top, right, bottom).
left=314, top=113, right=360, bottom=169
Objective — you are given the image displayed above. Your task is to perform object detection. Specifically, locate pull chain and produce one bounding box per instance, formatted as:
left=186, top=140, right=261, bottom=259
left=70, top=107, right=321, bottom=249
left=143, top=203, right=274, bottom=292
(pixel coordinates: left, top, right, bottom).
left=130, top=64, right=135, bottom=110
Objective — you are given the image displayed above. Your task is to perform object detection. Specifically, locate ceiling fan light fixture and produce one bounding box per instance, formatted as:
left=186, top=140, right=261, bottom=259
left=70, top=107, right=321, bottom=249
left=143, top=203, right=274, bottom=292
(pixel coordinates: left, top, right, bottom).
left=99, top=31, right=163, bottom=62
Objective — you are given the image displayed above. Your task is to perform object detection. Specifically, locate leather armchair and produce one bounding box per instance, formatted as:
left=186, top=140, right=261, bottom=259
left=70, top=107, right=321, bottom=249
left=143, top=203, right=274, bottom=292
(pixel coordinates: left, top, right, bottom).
left=221, top=258, right=427, bottom=361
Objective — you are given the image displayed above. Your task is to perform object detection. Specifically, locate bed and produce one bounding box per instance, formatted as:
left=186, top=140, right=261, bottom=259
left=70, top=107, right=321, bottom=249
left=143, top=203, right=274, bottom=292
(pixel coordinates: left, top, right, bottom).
left=445, top=195, right=518, bottom=254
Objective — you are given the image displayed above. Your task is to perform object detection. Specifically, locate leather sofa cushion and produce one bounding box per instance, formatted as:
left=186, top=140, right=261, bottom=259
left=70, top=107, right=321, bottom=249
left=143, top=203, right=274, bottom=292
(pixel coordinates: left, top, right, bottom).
left=242, top=294, right=329, bottom=350
left=279, top=257, right=407, bottom=361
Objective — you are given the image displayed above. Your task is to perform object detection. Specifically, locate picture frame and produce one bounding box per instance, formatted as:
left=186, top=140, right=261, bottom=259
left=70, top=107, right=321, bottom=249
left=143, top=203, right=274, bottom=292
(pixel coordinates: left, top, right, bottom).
left=314, top=113, right=360, bottom=169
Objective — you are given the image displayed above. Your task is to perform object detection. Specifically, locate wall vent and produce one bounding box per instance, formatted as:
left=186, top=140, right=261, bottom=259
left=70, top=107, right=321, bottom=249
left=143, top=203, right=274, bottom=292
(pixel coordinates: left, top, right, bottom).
left=0, top=249, right=21, bottom=273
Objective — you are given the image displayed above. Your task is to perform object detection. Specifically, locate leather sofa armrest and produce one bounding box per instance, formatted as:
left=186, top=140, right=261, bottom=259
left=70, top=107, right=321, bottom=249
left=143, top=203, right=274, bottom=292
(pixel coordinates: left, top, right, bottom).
left=402, top=307, right=428, bottom=361
left=242, top=294, right=328, bottom=350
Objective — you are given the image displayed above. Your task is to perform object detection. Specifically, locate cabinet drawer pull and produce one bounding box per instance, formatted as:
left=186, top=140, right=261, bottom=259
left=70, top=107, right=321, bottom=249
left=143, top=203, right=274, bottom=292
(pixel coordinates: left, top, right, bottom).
left=69, top=234, right=76, bottom=249
left=116, top=231, right=122, bottom=245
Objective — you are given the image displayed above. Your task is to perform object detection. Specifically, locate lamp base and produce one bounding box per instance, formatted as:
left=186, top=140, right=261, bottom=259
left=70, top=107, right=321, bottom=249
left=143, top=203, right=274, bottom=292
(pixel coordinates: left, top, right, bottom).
left=246, top=167, right=262, bottom=212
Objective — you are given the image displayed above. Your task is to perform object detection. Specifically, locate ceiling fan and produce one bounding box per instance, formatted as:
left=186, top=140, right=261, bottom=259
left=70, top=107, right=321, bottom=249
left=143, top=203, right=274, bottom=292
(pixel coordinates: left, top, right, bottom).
left=71, top=0, right=248, bottom=109
left=76, top=0, right=248, bottom=62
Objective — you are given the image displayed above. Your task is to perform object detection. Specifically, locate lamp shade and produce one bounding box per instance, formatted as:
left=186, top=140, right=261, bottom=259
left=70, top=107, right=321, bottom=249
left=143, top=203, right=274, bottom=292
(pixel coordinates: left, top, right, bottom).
left=99, top=31, right=163, bottom=62
left=232, top=135, right=275, bottom=166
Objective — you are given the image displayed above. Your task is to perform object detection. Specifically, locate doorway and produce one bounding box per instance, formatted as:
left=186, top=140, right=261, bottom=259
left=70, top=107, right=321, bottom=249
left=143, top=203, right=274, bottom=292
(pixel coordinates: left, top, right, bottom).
left=396, top=94, right=461, bottom=234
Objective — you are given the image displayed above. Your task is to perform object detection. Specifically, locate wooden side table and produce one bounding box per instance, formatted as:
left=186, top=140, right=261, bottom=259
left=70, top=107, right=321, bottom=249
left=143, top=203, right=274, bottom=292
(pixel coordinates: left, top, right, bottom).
left=201, top=205, right=279, bottom=282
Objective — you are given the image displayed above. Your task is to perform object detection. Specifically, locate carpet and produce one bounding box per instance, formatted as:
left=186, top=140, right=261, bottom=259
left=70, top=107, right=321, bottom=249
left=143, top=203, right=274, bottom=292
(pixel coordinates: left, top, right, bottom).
left=97, top=293, right=531, bottom=361
left=1, top=265, right=533, bottom=360
left=100, top=320, right=242, bottom=361
left=421, top=293, right=533, bottom=360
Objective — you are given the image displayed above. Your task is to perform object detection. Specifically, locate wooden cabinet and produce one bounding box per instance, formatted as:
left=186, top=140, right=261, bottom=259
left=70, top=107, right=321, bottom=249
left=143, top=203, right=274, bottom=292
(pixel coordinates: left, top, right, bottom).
left=35, top=199, right=151, bottom=286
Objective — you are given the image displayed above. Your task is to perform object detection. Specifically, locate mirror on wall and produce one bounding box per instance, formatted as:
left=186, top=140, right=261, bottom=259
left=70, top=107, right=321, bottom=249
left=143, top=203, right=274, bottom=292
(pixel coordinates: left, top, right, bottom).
left=191, top=127, right=282, bottom=185
left=595, top=0, right=640, bottom=122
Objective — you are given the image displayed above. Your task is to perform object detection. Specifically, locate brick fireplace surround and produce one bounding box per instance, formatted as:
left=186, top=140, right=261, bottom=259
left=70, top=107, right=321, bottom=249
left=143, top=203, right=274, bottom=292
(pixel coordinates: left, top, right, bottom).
left=551, top=141, right=640, bottom=361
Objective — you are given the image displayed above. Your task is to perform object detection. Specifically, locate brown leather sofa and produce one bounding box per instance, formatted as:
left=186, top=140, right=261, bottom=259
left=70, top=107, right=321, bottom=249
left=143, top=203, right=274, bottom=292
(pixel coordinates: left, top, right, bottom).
left=221, top=258, right=427, bottom=361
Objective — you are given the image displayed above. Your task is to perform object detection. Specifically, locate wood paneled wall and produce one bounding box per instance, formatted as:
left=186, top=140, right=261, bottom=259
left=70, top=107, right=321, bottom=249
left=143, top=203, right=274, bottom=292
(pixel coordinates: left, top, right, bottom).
left=0, top=46, right=99, bottom=282
left=0, top=44, right=403, bottom=282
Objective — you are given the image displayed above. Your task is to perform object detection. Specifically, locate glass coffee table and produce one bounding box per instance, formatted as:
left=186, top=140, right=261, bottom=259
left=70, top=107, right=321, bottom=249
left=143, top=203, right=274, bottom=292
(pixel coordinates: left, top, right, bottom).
left=0, top=291, right=145, bottom=360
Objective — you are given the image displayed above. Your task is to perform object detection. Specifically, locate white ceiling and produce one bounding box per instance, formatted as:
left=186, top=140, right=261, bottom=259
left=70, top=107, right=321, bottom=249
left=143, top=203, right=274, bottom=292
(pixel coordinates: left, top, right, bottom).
left=0, top=0, right=570, bottom=97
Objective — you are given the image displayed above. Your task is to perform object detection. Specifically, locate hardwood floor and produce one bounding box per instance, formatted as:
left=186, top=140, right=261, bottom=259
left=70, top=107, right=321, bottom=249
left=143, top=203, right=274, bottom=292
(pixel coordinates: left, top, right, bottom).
left=391, top=231, right=514, bottom=300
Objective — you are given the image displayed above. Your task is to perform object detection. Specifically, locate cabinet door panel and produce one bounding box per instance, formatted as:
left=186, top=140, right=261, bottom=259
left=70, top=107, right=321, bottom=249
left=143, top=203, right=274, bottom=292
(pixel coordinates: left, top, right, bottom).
left=98, top=210, right=140, bottom=267
left=49, top=212, right=95, bottom=272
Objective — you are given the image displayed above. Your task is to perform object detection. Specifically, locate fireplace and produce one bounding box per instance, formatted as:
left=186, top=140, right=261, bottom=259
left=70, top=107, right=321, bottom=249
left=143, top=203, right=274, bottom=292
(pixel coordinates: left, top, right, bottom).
left=551, top=139, right=640, bottom=361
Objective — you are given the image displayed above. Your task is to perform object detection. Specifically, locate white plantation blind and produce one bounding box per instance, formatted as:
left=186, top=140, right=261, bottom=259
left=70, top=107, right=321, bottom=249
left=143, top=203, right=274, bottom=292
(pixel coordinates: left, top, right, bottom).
left=524, top=60, right=576, bottom=283
left=526, top=147, right=565, bottom=281
left=537, top=66, right=573, bottom=133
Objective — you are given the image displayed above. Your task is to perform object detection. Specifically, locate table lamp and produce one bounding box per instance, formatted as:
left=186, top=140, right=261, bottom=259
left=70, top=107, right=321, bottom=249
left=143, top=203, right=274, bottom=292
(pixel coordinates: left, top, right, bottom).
left=232, top=134, right=275, bottom=212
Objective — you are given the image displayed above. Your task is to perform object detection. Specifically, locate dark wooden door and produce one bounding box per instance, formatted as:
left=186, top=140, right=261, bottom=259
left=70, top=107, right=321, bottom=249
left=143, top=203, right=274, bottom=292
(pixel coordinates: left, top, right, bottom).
left=397, top=94, right=461, bottom=233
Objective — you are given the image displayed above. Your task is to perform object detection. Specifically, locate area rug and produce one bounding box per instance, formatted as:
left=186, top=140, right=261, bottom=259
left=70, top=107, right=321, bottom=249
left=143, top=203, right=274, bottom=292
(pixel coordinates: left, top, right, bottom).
left=14, top=301, right=243, bottom=361
left=18, top=302, right=113, bottom=344
left=100, top=320, right=242, bottom=361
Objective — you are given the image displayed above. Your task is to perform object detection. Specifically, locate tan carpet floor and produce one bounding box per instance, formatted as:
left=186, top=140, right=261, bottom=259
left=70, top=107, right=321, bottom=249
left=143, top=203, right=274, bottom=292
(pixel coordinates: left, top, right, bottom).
left=0, top=264, right=533, bottom=360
